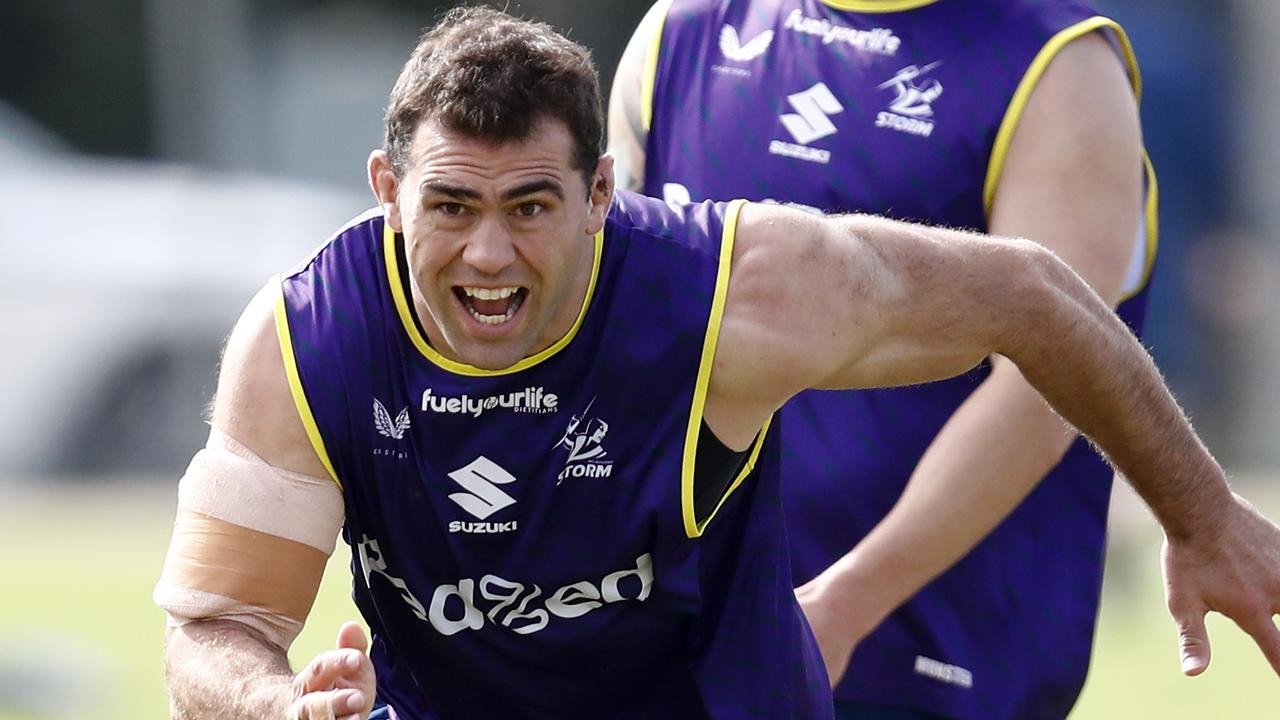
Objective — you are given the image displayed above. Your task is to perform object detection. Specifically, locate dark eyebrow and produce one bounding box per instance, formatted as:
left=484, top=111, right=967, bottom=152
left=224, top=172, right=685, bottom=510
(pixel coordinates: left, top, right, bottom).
left=420, top=181, right=480, bottom=201
left=502, top=179, right=565, bottom=203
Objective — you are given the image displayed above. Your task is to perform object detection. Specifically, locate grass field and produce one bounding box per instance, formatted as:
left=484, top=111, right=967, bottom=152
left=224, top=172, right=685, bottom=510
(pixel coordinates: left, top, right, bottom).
left=1, top=481, right=1276, bottom=719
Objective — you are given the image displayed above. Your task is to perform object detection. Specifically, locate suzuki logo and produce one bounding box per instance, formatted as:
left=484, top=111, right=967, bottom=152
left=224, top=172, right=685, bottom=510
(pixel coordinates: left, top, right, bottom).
left=780, top=82, right=844, bottom=144
left=447, top=456, right=517, bottom=520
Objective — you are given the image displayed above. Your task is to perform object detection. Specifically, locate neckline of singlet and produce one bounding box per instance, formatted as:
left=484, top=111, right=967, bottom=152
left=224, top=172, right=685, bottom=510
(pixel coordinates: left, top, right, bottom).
left=818, top=0, right=941, bottom=12
left=386, top=226, right=604, bottom=377
left=390, top=229, right=751, bottom=533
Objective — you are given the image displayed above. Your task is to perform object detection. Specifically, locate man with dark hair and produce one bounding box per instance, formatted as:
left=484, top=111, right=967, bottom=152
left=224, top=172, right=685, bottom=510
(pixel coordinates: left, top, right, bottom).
left=381, top=8, right=604, bottom=185
left=156, top=6, right=1280, bottom=720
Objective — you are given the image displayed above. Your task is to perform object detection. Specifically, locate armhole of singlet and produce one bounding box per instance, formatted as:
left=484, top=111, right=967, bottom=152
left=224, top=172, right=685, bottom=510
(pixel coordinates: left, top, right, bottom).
left=982, top=16, right=1158, bottom=301
left=680, top=199, right=772, bottom=539
left=641, top=0, right=676, bottom=133
left=1119, top=151, right=1159, bottom=302
left=272, top=277, right=343, bottom=491
left=693, top=419, right=751, bottom=523
left=984, top=15, right=1138, bottom=214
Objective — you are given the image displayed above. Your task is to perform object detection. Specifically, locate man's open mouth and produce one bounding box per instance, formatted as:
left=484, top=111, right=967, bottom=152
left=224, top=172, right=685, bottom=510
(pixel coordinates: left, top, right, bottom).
left=454, top=286, right=528, bottom=325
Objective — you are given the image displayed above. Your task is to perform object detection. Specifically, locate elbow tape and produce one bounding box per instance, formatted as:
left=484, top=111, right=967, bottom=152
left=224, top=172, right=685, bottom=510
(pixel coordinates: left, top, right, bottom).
left=154, top=429, right=344, bottom=650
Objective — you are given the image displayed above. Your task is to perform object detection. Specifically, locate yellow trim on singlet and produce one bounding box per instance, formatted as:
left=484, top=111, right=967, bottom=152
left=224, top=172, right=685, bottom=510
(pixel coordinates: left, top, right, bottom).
left=272, top=279, right=342, bottom=490
left=1119, top=151, right=1160, bottom=302
left=680, top=200, right=772, bottom=539
left=819, top=0, right=940, bottom=12
left=982, top=16, right=1156, bottom=300
left=383, top=223, right=604, bottom=377
left=983, top=16, right=1141, bottom=214
left=641, top=0, right=675, bottom=132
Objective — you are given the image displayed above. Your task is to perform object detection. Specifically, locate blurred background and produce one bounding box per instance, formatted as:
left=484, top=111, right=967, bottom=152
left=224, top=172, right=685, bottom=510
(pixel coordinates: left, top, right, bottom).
left=1, top=0, right=1277, bottom=717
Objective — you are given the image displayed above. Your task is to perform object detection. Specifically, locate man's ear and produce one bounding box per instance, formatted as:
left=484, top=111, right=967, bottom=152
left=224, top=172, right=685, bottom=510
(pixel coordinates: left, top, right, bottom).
left=368, top=149, right=403, bottom=232
left=585, top=155, right=616, bottom=235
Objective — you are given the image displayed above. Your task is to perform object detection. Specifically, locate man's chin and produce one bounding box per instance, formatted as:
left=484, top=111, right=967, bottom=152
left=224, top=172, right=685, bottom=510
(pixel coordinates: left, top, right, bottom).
left=465, top=352, right=526, bottom=371
left=431, top=306, right=538, bottom=370
left=446, top=336, right=533, bottom=371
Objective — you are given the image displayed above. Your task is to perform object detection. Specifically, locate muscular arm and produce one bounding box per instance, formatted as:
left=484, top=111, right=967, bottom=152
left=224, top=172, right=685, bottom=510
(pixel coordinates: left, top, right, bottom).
left=162, top=285, right=372, bottom=719
left=706, top=78, right=1280, bottom=680
left=708, top=199, right=1182, bottom=489
left=794, top=32, right=1144, bottom=672
left=606, top=0, right=665, bottom=192
left=166, top=620, right=295, bottom=718
left=208, top=286, right=331, bottom=479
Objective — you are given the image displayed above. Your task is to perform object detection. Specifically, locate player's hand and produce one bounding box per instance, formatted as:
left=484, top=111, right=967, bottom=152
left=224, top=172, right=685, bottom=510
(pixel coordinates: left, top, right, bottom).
left=289, top=621, right=377, bottom=720
left=1162, top=492, right=1280, bottom=677
left=795, top=571, right=867, bottom=686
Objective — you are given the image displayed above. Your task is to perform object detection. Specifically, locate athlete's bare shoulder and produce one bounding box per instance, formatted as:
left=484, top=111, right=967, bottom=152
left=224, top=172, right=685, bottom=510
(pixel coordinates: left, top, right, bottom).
left=608, top=0, right=672, bottom=192
left=211, top=282, right=329, bottom=478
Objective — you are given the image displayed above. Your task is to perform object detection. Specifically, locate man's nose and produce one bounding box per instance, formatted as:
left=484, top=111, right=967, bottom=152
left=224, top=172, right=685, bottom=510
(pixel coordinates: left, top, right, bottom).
left=462, top=217, right=517, bottom=275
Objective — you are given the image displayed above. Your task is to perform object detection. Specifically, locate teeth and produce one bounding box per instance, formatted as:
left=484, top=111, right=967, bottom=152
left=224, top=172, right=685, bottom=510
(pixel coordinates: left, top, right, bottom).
left=467, top=304, right=518, bottom=325
left=464, top=286, right=518, bottom=300
left=462, top=288, right=525, bottom=326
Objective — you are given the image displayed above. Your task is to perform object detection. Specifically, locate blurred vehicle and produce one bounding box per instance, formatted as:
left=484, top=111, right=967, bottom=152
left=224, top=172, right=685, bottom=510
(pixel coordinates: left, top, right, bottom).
left=0, top=103, right=368, bottom=478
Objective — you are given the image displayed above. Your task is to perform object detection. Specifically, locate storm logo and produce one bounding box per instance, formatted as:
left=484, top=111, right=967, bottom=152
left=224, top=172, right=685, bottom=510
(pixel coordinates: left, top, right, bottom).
left=555, top=398, right=615, bottom=483
left=875, top=62, right=943, bottom=137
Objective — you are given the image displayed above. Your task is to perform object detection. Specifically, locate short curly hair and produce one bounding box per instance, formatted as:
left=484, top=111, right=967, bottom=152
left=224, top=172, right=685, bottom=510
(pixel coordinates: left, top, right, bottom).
left=383, top=6, right=603, bottom=186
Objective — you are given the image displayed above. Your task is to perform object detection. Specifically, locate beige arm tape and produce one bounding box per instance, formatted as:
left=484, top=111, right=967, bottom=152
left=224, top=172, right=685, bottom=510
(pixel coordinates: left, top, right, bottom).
left=154, top=428, right=345, bottom=651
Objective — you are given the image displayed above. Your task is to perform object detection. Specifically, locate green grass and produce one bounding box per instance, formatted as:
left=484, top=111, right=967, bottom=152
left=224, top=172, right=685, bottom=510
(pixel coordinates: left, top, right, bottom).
left=1, top=483, right=1275, bottom=719
left=1072, top=485, right=1280, bottom=719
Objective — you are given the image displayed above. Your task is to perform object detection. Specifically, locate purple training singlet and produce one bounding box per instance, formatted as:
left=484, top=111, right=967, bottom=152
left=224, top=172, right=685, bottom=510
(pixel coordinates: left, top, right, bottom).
left=642, top=1, right=1157, bottom=717
left=277, top=191, right=832, bottom=719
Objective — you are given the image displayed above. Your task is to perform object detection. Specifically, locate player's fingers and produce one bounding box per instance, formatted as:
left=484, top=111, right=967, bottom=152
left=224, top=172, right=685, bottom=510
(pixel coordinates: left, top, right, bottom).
left=336, top=620, right=369, bottom=654
left=290, top=692, right=334, bottom=720
left=295, top=649, right=371, bottom=692
left=1236, top=611, right=1280, bottom=677
left=1173, top=608, right=1211, bottom=676
left=290, top=688, right=368, bottom=720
